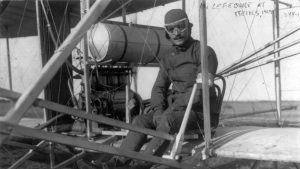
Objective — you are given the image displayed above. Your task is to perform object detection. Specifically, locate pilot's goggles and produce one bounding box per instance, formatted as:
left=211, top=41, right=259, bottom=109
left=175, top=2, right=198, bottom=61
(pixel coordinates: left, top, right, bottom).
left=165, top=18, right=188, bottom=35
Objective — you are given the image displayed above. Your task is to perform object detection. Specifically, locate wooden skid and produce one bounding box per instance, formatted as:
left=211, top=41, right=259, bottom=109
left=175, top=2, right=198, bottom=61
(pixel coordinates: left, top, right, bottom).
left=0, top=121, right=195, bottom=169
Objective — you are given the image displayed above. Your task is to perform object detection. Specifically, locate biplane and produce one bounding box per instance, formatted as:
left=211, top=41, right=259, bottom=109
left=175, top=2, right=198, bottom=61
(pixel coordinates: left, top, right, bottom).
left=0, top=0, right=300, bottom=169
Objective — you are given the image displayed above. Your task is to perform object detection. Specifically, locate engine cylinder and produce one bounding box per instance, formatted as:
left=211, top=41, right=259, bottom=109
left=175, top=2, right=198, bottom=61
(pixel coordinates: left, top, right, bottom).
left=88, top=22, right=172, bottom=64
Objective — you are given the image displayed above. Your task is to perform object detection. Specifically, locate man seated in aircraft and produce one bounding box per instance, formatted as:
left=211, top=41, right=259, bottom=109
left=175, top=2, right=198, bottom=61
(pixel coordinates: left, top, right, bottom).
left=77, top=8, right=219, bottom=169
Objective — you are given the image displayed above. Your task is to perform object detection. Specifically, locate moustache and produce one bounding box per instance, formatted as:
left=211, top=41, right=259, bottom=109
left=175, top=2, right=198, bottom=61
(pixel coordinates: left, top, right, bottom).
left=173, top=36, right=184, bottom=40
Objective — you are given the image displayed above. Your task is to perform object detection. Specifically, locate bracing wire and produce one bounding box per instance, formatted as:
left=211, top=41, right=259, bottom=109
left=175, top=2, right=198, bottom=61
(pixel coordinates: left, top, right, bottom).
left=16, top=0, right=28, bottom=37
left=139, top=0, right=158, bottom=64
left=233, top=0, right=275, bottom=112
left=225, top=2, right=260, bottom=102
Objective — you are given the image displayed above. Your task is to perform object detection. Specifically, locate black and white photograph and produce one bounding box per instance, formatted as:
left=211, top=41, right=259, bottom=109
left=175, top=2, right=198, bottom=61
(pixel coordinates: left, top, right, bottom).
left=0, top=0, right=300, bottom=168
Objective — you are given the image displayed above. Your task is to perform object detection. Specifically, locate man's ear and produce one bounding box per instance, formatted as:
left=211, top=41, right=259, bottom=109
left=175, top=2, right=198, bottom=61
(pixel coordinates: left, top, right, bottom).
left=165, top=32, right=170, bottom=40
left=188, top=23, right=193, bottom=36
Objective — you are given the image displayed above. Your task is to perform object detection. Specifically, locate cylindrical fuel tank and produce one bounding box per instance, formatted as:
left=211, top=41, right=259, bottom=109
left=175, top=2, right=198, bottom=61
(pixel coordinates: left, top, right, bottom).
left=88, top=22, right=172, bottom=64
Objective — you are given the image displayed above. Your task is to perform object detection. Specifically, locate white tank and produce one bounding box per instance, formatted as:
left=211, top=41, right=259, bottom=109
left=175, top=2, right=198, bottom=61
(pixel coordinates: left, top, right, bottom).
left=88, top=22, right=172, bottom=64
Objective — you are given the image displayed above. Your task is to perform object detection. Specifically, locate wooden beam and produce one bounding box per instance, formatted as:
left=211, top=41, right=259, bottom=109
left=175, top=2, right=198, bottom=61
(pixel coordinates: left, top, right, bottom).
left=0, top=88, right=175, bottom=141
left=0, top=121, right=194, bottom=169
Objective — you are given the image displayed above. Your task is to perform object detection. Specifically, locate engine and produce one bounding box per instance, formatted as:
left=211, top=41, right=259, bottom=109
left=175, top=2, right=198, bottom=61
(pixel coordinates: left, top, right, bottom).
left=77, top=65, right=142, bottom=131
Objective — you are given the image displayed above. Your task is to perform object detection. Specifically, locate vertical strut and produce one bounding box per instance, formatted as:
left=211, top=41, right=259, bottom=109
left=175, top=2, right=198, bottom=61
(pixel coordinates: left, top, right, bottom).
left=199, top=0, right=211, bottom=158
left=273, top=0, right=282, bottom=126
left=5, top=34, right=12, bottom=91
left=81, top=0, right=93, bottom=138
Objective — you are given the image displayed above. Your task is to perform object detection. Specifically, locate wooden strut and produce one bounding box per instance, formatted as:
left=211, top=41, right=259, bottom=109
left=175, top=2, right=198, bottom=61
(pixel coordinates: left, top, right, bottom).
left=273, top=0, right=282, bottom=127
left=199, top=0, right=211, bottom=159
left=81, top=0, right=93, bottom=139
left=0, top=121, right=195, bottom=169
left=167, top=83, right=198, bottom=160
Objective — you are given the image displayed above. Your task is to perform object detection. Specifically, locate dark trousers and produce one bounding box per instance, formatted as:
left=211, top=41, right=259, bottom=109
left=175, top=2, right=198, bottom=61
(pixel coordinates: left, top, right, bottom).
left=118, top=108, right=200, bottom=163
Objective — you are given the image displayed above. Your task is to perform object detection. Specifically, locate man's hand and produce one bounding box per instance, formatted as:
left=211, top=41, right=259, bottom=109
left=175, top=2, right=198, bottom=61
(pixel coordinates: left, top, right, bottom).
left=153, top=107, right=175, bottom=125
left=153, top=109, right=163, bottom=125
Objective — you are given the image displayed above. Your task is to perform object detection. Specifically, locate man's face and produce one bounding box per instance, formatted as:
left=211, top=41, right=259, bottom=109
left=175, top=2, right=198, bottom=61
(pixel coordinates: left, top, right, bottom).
left=165, top=18, right=190, bottom=46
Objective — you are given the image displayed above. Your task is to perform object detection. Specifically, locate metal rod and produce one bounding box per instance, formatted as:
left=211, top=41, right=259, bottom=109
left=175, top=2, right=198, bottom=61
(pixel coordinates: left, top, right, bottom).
left=53, top=151, right=86, bottom=169
left=222, top=38, right=300, bottom=75
left=5, top=35, right=12, bottom=91
left=218, top=25, right=300, bottom=75
left=49, top=141, right=55, bottom=168
left=199, top=0, right=211, bottom=158
left=39, top=0, right=83, bottom=76
left=35, top=0, right=49, bottom=125
left=125, top=75, right=131, bottom=123
left=40, top=0, right=58, bottom=49
left=223, top=52, right=300, bottom=77
left=0, top=88, right=174, bottom=141
left=273, top=0, right=282, bottom=126
left=0, top=0, right=111, bottom=135
left=8, top=141, right=46, bottom=169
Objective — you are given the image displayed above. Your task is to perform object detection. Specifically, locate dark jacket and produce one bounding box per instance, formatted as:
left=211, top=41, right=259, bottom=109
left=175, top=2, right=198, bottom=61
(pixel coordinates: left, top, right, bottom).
left=150, top=38, right=218, bottom=113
